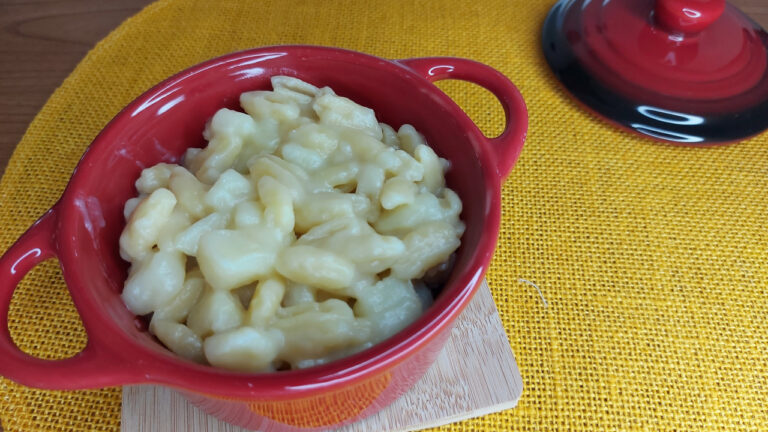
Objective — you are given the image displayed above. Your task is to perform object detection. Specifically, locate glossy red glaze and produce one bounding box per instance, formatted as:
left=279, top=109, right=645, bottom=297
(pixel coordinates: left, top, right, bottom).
left=542, top=0, right=768, bottom=144
left=656, top=0, right=725, bottom=33
left=0, top=46, right=527, bottom=430
left=588, top=0, right=764, bottom=101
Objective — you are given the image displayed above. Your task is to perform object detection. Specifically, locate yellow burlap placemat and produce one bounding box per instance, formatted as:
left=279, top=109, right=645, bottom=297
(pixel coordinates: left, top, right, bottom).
left=2, top=0, right=767, bottom=430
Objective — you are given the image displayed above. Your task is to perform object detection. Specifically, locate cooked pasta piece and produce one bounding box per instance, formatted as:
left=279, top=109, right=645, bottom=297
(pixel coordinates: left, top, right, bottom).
left=120, top=76, right=464, bottom=372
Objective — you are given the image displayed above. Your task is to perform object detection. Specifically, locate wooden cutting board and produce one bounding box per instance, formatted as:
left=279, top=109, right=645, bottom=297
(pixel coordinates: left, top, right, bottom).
left=121, top=280, right=522, bottom=431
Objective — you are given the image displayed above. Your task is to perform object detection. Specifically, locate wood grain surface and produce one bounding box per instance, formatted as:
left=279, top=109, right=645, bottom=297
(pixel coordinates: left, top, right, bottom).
left=121, top=280, right=523, bottom=432
left=0, top=0, right=766, bottom=176
left=0, top=0, right=154, bottom=175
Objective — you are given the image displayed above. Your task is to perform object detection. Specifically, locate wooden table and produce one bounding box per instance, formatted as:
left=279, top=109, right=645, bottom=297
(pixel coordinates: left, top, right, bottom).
left=0, top=0, right=767, bottom=173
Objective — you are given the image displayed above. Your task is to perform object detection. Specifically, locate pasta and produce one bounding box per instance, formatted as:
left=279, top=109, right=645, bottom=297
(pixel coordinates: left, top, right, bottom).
left=119, top=76, right=464, bottom=372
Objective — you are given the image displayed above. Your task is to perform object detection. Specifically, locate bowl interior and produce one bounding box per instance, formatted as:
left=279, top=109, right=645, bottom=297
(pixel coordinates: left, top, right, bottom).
left=62, top=47, right=497, bottom=374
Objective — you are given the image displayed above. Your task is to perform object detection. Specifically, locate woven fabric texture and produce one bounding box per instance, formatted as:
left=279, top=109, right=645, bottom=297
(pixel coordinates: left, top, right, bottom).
left=1, top=0, right=767, bottom=430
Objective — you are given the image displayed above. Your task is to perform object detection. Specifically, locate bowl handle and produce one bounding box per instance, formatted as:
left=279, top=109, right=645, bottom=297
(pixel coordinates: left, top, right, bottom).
left=396, top=57, right=528, bottom=178
left=0, top=208, right=129, bottom=389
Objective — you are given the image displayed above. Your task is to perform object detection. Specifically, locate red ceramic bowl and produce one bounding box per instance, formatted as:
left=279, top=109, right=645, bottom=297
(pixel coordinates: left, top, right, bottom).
left=0, top=46, right=527, bottom=431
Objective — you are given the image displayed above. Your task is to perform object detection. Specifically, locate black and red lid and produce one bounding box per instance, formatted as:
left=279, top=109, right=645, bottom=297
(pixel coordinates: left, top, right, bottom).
left=543, top=0, right=768, bottom=144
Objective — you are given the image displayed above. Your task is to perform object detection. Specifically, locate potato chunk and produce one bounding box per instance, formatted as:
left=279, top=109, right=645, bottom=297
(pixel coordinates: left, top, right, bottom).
left=204, top=327, right=283, bottom=372
left=313, top=92, right=382, bottom=139
left=353, top=277, right=422, bottom=343
left=186, top=289, right=245, bottom=337
left=275, top=245, right=355, bottom=290
left=122, top=249, right=186, bottom=315
left=119, top=188, right=177, bottom=261
left=150, top=319, right=204, bottom=363
left=197, top=225, right=288, bottom=291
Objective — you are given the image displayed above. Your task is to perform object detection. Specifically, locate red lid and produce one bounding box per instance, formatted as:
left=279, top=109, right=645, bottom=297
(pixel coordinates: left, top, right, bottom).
left=543, top=0, right=768, bottom=144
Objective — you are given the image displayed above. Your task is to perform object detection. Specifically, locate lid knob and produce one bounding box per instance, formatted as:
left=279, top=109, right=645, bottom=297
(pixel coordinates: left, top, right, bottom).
left=655, top=0, right=725, bottom=33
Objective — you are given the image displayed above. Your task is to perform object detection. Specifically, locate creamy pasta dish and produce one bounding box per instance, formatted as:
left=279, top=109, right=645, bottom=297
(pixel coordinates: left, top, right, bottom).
left=119, top=76, right=464, bottom=372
